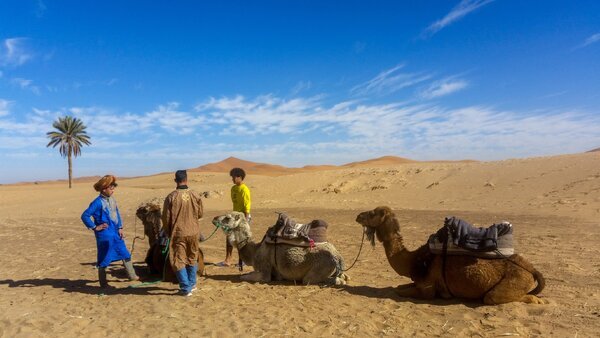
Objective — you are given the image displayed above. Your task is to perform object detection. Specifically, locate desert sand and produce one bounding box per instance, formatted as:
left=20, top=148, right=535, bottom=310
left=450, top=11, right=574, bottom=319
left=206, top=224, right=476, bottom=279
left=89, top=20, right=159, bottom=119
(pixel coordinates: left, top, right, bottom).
left=1, top=152, right=599, bottom=337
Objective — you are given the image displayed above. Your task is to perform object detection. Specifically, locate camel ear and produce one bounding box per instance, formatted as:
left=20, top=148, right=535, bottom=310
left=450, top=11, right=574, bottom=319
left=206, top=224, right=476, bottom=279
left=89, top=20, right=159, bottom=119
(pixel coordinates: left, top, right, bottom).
left=376, top=207, right=390, bottom=223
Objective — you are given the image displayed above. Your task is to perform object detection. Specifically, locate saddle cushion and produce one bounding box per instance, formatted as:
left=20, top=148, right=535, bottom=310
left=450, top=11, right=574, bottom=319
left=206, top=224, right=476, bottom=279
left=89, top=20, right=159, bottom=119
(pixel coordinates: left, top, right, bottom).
left=428, top=233, right=514, bottom=258
left=428, top=217, right=514, bottom=258
left=265, top=214, right=328, bottom=246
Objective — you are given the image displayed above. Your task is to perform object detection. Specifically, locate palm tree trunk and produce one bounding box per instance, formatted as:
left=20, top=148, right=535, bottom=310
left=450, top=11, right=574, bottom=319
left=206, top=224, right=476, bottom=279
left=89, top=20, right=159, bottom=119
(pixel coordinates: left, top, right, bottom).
left=68, top=150, right=72, bottom=189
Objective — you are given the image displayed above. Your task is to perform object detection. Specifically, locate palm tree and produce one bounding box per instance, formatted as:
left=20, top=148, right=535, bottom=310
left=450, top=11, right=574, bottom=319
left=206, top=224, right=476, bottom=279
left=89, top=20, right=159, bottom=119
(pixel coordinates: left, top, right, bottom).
left=46, top=116, right=91, bottom=188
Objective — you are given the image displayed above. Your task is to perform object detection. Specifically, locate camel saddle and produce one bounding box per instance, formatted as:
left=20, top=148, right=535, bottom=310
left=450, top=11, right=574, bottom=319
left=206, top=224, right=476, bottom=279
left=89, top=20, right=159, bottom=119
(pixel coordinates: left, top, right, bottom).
left=428, top=216, right=514, bottom=258
left=264, top=213, right=328, bottom=247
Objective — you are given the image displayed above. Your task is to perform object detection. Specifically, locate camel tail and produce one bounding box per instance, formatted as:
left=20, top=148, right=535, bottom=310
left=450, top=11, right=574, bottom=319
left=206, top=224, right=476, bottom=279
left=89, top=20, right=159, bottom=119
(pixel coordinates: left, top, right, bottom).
left=529, top=269, right=545, bottom=295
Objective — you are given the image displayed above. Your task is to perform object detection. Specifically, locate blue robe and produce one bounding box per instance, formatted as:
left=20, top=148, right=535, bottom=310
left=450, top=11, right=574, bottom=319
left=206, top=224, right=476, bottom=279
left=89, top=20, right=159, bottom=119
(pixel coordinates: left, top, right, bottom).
left=81, top=195, right=131, bottom=268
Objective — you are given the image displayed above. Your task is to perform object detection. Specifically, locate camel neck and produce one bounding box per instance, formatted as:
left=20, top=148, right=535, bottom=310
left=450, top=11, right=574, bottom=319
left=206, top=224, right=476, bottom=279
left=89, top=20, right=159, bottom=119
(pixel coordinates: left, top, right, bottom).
left=381, top=233, right=414, bottom=278
left=238, top=240, right=257, bottom=266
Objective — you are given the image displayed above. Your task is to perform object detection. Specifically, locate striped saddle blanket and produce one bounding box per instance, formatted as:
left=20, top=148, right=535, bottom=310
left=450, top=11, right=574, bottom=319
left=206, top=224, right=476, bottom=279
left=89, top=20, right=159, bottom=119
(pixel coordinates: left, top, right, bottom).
left=428, top=216, right=514, bottom=258
left=264, top=213, right=328, bottom=247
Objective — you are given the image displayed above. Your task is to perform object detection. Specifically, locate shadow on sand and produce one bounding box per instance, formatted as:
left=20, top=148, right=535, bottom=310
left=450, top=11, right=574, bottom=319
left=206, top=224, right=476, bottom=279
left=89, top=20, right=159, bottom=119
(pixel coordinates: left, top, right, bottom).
left=339, top=284, right=482, bottom=308
left=0, top=277, right=176, bottom=296
left=0, top=262, right=176, bottom=296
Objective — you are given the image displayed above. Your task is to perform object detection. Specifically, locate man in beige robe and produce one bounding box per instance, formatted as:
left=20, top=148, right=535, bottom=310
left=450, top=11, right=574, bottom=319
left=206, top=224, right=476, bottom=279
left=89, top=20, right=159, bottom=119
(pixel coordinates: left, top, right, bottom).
left=162, top=170, right=203, bottom=296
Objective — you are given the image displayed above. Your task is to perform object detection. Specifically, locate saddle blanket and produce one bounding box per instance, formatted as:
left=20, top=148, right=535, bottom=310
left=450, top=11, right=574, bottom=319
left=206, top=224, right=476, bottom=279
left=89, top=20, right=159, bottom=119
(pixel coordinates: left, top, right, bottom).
left=265, top=213, right=328, bottom=247
left=428, top=217, right=514, bottom=258
left=428, top=234, right=514, bottom=258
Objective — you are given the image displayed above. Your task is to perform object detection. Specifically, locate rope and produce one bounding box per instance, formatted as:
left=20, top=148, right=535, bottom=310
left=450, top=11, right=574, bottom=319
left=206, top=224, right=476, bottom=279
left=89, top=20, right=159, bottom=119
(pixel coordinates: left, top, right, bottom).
left=129, top=217, right=146, bottom=256
left=343, top=229, right=366, bottom=272
left=493, top=249, right=536, bottom=275
left=129, top=237, right=171, bottom=289
left=200, top=223, right=221, bottom=242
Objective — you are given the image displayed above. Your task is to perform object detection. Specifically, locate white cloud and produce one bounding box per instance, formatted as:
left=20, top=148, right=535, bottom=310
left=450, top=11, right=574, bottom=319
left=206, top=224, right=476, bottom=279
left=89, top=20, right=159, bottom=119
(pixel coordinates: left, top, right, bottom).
left=69, top=106, right=154, bottom=135
left=291, top=81, right=312, bottom=96
left=1, top=95, right=599, bottom=167
left=420, top=77, right=468, bottom=99
left=423, top=0, right=495, bottom=38
left=106, top=78, right=119, bottom=86
left=0, top=115, right=50, bottom=135
left=36, top=0, right=47, bottom=18
left=351, top=64, right=432, bottom=96
left=0, top=136, right=47, bottom=149
left=575, top=33, right=600, bottom=50
left=192, top=94, right=600, bottom=161
left=0, top=99, right=11, bottom=117
left=91, top=137, right=139, bottom=149
left=0, top=38, right=33, bottom=67
left=196, top=95, right=324, bottom=135
left=146, top=102, right=205, bottom=134
left=11, top=77, right=41, bottom=95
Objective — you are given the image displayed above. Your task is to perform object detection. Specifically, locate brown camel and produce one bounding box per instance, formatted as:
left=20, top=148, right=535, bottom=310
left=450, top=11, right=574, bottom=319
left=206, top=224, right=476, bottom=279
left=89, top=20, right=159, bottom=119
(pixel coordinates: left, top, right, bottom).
left=135, top=198, right=163, bottom=247
left=355, top=206, right=546, bottom=304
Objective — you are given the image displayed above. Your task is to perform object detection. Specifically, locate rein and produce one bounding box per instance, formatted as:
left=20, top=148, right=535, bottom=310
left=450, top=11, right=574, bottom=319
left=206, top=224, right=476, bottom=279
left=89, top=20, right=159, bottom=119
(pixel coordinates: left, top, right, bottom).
left=343, top=228, right=366, bottom=272
left=129, top=217, right=146, bottom=256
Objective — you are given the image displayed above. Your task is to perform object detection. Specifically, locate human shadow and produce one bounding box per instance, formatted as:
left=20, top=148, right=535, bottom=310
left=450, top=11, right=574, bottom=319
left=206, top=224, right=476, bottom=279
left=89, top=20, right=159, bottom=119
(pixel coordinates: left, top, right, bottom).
left=340, top=284, right=482, bottom=308
left=0, top=277, right=174, bottom=296
left=79, top=261, right=148, bottom=281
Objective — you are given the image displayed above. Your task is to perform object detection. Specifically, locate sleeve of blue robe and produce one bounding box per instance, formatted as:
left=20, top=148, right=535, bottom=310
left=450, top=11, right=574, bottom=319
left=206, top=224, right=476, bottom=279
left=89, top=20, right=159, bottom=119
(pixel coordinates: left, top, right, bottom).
left=81, top=197, right=102, bottom=230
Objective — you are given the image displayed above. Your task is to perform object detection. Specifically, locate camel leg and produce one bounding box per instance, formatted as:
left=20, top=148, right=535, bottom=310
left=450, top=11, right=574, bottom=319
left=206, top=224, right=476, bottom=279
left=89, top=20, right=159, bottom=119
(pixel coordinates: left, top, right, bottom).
left=336, top=273, right=350, bottom=285
left=483, top=278, right=541, bottom=305
left=330, top=273, right=348, bottom=286
left=519, top=295, right=547, bottom=304
left=302, top=269, right=329, bottom=285
left=395, top=283, right=435, bottom=299
left=240, top=270, right=271, bottom=283
left=302, top=262, right=338, bottom=285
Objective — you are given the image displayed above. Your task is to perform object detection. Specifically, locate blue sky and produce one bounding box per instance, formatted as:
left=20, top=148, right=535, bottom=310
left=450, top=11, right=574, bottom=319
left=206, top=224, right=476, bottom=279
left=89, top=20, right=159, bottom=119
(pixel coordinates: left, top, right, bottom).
left=0, top=0, right=599, bottom=183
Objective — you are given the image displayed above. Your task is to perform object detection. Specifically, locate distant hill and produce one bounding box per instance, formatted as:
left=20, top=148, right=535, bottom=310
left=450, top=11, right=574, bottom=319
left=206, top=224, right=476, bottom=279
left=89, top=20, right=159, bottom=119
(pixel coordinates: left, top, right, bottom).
left=587, top=147, right=600, bottom=153
left=189, top=156, right=298, bottom=176
left=342, top=155, right=415, bottom=168
left=189, top=155, right=418, bottom=176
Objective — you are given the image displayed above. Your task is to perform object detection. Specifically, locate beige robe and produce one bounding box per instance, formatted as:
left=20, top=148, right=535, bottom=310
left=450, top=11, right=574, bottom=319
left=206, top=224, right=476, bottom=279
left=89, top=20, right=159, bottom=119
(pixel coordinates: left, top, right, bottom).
left=162, top=188, right=203, bottom=271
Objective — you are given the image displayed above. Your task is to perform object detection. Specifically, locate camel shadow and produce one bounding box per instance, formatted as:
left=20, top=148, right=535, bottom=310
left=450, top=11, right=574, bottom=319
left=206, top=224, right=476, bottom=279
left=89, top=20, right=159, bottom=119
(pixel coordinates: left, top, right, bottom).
left=340, top=284, right=482, bottom=308
left=0, top=277, right=175, bottom=296
left=204, top=271, right=313, bottom=287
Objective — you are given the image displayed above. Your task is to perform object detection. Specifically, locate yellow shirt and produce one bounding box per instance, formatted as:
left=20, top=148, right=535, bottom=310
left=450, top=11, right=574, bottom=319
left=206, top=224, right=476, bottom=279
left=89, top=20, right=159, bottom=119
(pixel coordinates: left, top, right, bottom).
left=231, top=183, right=251, bottom=214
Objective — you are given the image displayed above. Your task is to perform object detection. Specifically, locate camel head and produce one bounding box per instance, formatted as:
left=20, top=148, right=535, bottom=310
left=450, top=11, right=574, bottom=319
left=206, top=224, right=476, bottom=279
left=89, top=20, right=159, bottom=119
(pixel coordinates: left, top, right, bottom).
left=212, top=212, right=252, bottom=248
left=135, top=198, right=163, bottom=224
left=355, top=206, right=401, bottom=246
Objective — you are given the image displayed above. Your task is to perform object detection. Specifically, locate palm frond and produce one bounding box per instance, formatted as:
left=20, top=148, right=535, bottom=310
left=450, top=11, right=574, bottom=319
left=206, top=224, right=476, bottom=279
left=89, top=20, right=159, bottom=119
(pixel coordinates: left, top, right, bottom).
left=46, top=116, right=92, bottom=158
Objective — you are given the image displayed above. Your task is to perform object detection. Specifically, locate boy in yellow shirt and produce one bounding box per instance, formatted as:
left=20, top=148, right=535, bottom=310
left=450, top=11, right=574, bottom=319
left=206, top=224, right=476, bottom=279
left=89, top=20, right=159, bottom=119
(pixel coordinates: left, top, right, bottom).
left=218, top=167, right=251, bottom=267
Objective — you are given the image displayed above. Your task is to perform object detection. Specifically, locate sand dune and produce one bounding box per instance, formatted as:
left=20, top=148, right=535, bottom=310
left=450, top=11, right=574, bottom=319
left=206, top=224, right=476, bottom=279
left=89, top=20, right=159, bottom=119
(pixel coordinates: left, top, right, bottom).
left=1, top=152, right=599, bottom=337
left=190, top=156, right=295, bottom=176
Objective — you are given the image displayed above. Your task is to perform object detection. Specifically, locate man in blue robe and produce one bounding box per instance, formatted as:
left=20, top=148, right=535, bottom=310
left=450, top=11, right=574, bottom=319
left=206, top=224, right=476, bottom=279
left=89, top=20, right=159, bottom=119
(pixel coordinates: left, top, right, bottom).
left=81, top=175, right=138, bottom=288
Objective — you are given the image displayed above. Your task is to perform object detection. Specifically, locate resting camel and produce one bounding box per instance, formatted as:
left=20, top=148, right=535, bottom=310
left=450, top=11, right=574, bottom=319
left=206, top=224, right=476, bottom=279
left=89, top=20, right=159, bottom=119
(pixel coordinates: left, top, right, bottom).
left=355, top=206, right=546, bottom=304
left=213, top=212, right=348, bottom=285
